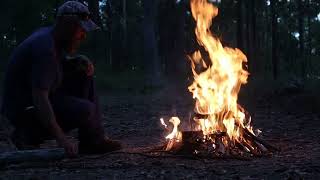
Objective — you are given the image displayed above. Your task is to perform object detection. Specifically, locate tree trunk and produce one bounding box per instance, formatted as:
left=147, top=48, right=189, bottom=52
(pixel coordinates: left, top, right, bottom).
left=108, top=0, right=127, bottom=71
left=158, top=0, right=187, bottom=78
left=55, top=0, right=60, bottom=18
left=87, top=0, right=102, bottom=64
left=88, top=0, right=102, bottom=27
left=306, top=0, right=311, bottom=73
left=158, top=0, right=173, bottom=75
left=298, top=0, right=305, bottom=76
left=143, top=0, right=162, bottom=87
left=245, top=0, right=253, bottom=73
left=236, top=0, right=244, bottom=51
left=122, top=0, right=127, bottom=55
left=271, top=0, right=278, bottom=80
left=251, top=0, right=257, bottom=72
left=105, top=0, right=113, bottom=66
left=258, top=0, right=269, bottom=73
left=176, top=1, right=188, bottom=78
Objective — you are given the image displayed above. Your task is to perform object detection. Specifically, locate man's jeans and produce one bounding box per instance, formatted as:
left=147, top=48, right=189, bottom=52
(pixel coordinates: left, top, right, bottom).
left=12, top=59, right=105, bottom=146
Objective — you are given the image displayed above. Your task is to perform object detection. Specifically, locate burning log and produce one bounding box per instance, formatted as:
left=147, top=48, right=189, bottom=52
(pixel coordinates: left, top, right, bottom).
left=253, top=141, right=268, bottom=153
left=176, top=131, right=203, bottom=154
left=182, top=131, right=203, bottom=144
left=214, top=134, right=226, bottom=155
left=193, top=113, right=208, bottom=120
left=230, top=120, right=279, bottom=153
left=242, top=140, right=258, bottom=156
left=235, top=140, right=250, bottom=154
left=162, top=113, right=278, bottom=157
left=241, top=127, right=279, bottom=152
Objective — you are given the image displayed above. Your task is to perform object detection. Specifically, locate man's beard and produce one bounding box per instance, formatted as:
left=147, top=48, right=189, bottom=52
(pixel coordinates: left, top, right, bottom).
left=62, top=38, right=80, bottom=55
left=69, top=40, right=81, bottom=55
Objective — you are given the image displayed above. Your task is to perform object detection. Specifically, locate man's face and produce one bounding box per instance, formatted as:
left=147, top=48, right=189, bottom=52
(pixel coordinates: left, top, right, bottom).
left=68, top=25, right=86, bottom=54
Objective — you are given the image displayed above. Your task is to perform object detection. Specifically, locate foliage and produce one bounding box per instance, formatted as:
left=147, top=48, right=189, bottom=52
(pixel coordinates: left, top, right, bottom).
left=0, top=0, right=320, bottom=91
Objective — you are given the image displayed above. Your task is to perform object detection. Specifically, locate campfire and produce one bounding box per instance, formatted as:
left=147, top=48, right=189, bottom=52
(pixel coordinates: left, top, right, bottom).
left=160, top=0, right=277, bottom=158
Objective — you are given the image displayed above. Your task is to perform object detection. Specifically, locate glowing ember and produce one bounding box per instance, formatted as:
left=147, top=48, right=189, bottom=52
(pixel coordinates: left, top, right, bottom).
left=160, top=0, right=277, bottom=156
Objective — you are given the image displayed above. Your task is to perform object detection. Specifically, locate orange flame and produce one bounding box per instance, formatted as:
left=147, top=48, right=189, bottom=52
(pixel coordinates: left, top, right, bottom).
left=161, top=0, right=254, bottom=147
left=164, top=117, right=181, bottom=140
left=188, top=0, right=250, bottom=140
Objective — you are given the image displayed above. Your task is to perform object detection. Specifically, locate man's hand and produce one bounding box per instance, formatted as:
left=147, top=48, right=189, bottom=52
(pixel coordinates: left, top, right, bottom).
left=65, top=55, right=95, bottom=76
left=86, top=61, right=94, bottom=76
left=78, top=56, right=94, bottom=76
left=58, top=137, right=78, bottom=158
left=32, top=88, right=78, bottom=157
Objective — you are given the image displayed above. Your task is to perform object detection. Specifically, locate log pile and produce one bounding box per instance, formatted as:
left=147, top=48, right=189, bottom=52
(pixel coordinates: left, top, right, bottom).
left=163, top=113, right=279, bottom=158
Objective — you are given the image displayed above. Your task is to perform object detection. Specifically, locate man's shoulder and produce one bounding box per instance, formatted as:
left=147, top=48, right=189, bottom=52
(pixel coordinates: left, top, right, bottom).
left=27, top=26, right=54, bottom=50
left=9, top=26, right=54, bottom=63
left=9, top=26, right=56, bottom=65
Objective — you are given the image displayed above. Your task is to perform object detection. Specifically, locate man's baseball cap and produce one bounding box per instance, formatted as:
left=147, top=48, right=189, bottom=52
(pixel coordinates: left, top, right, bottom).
left=57, top=1, right=99, bottom=32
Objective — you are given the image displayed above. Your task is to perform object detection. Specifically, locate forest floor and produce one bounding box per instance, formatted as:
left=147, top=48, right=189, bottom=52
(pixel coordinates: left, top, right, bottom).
left=0, top=84, right=319, bottom=179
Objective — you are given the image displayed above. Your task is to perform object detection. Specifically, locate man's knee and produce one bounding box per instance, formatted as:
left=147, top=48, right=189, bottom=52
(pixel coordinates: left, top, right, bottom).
left=79, top=100, right=96, bottom=120
left=51, top=96, right=99, bottom=129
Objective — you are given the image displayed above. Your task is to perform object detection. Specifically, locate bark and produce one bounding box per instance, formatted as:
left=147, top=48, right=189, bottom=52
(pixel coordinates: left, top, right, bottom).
left=107, top=0, right=128, bottom=71
left=105, top=0, right=113, bottom=66
left=271, top=0, right=278, bottom=80
left=307, top=0, right=312, bottom=73
left=171, top=1, right=187, bottom=78
left=88, top=0, right=102, bottom=27
left=55, top=0, right=60, bottom=18
left=158, top=0, right=174, bottom=74
left=245, top=0, right=253, bottom=73
left=143, top=0, right=162, bottom=87
left=158, top=0, right=187, bottom=78
left=251, top=0, right=257, bottom=72
left=298, top=0, right=305, bottom=76
left=87, top=0, right=102, bottom=64
left=236, top=0, right=244, bottom=51
left=122, top=0, right=127, bottom=53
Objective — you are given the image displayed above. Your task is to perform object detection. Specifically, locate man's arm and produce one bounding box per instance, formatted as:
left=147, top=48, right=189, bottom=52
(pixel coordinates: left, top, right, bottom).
left=32, top=88, right=77, bottom=157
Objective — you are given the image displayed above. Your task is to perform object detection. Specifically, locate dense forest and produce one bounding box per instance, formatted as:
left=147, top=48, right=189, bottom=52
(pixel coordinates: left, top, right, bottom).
left=0, top=0, right=319, bottom=91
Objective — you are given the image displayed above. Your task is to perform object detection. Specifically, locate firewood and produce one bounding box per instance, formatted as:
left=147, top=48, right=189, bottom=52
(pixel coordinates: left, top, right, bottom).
left=242, top=140, right=258, bottom=155
left=182, top=131, right=203, bottom=143
left=215, top=136, right=225, bottom=155
left=178, top=131, right=203, bottom=154
left=193, top=113, right=208, bottom=119
left=233, top=121, right=278, bottom=152
left=253, top=140, right=268, bottom=153
left=167, top=113, right=277, bottom=157
left=235, top=140, right=250, bottom=153
left=0, top=148, right=65, bottom=165
left=242, top=127, right=279, bottom=152
left=165, top=139, right=175, bottom=151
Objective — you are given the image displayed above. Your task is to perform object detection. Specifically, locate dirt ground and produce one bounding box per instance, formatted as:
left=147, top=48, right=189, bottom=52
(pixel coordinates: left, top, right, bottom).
left=0, top=85, right=319, bottom=180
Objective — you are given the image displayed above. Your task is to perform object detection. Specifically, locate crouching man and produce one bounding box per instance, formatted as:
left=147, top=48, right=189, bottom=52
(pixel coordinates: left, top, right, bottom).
left=0, top=1, right=121, bottom=157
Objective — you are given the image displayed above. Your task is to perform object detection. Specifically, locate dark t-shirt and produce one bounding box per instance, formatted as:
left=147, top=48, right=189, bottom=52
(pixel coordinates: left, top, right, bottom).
left=1, top=26, right=62, bottom=119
